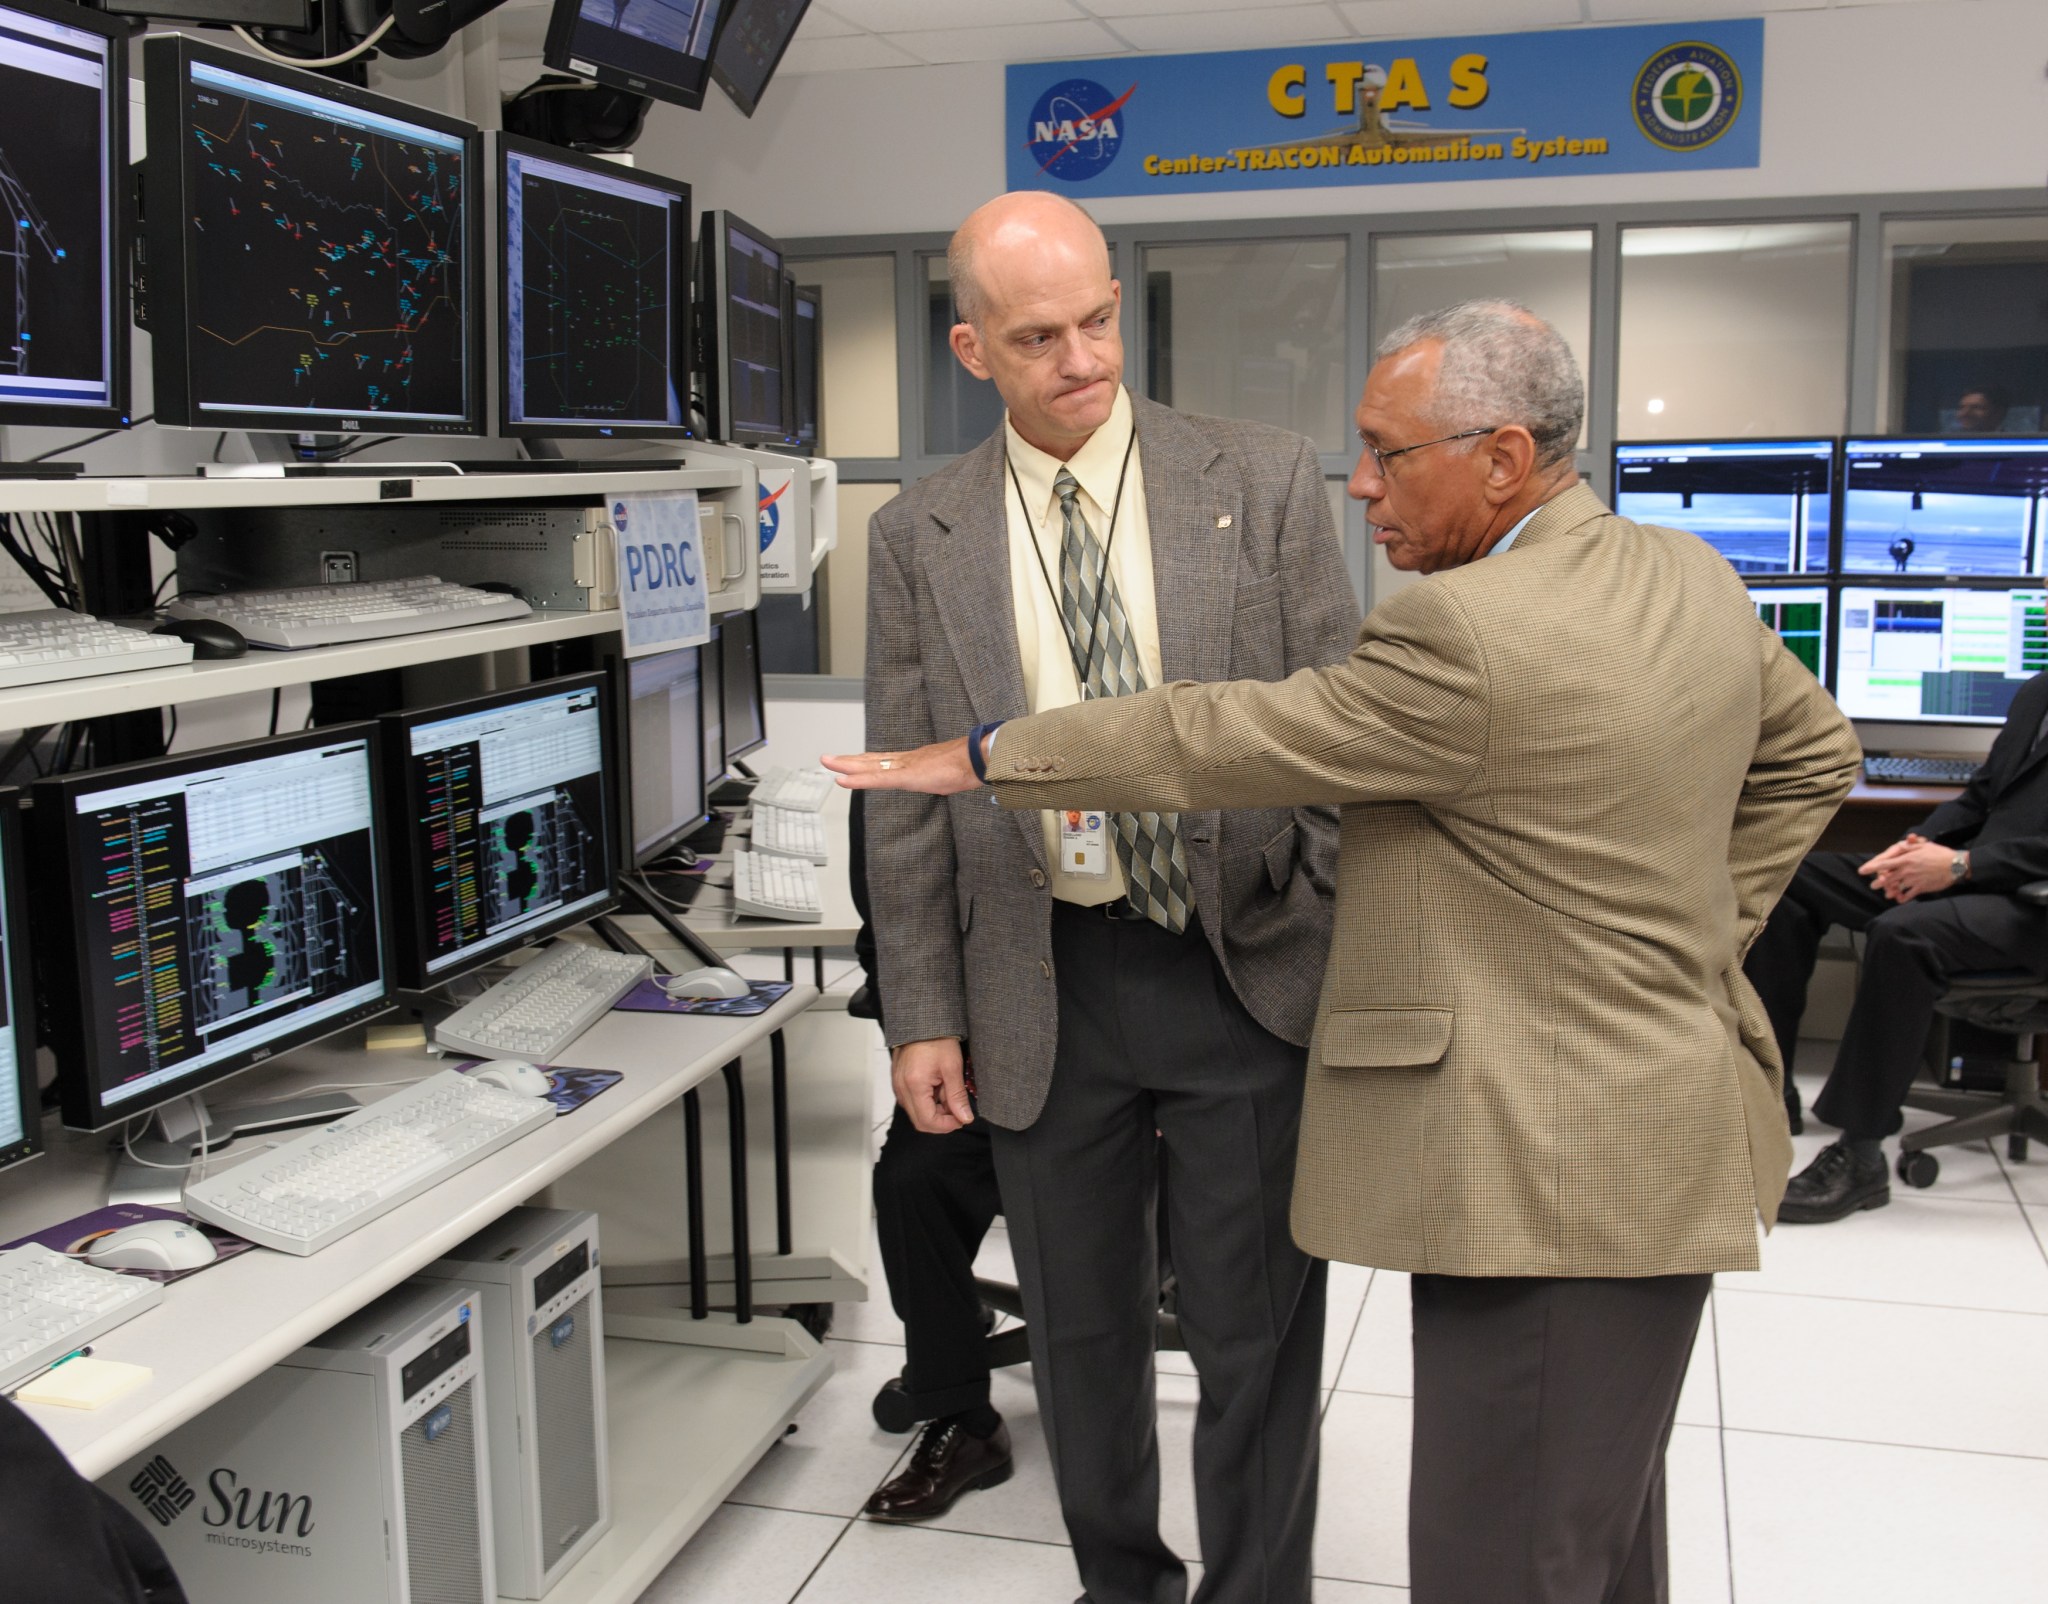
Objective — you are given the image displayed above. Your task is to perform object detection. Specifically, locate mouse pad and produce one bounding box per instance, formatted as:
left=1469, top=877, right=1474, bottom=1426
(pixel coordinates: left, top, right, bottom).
left=610, top=978, right=793, bottom=1017
left=2, top=1204, right=257, bottom=1284
left=451, top=1060, right=623, bottom=1116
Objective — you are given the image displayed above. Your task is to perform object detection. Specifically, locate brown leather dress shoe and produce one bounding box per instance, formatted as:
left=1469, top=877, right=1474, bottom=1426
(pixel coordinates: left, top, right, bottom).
left=862, top=1417, right=1013, bottom=1523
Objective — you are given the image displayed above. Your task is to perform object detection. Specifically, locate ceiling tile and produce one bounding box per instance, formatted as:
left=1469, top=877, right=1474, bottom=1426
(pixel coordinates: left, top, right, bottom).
left=887, top=18, right=1132, bottom=64
left=793, top=5, right=864, bottom=40
left=1109, top=5, right=1356, bottom=52
left=1079, top=0, right=1336, bottom=14
left=1334, top=0, right=1580, bottom=37
left=775, top=33, right=924, bottom=73
left=1585, top=0, right=1823, bottom=17
left=828, top=0, right=1085, bottom=32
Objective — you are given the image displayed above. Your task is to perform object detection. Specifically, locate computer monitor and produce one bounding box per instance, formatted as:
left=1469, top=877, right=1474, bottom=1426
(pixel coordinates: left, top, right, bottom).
left=382, top=674, right=618, bottom=989
left=0, top=0, right=128, bottom=428
left=617, top=644, right=711, bottom=866
left=720, top=606, right=766, bottom=761
left=710, top=0, right=813, bottom=118
left=790, top=279, right=820, bottom=453
left=140, top=33, right=485, bottom=436
left=497, top=132, right=693, bottom=440
left=0, top=791, right=39, bottom=1172
left=33, top=727, right=393, bottom=1133
left=543, top=0, right=728, bottom=112
left=699, top=625, right=726, bottom=785
left=697, top=208, right=788, bottom=447
left=1747, top=583, right=1830, bottom=682
left=1840, top=437, right=2048, bottom=578
left=1834, top=583, right=2047, bottom=725
left=1612, top=440, right=1834, bottom=575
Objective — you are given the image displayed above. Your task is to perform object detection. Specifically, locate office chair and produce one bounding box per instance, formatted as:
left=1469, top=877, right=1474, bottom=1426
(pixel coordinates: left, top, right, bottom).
left=1894, top=879, right=2048, bottom=1189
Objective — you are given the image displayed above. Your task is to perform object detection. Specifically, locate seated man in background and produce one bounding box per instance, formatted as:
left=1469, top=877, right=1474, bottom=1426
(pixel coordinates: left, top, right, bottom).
left=1746, top=669, right=2048, bottom=1222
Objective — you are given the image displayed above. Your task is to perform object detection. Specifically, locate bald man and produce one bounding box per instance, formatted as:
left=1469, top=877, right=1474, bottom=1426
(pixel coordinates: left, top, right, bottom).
left=859, top=191, right=1359, bottom=1604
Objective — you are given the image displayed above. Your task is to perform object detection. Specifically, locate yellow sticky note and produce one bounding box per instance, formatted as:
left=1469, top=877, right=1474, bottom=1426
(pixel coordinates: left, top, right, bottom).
left=18, top=1356, right=152, bottom=1409
left=365, top=1023, right=428, bottom=1050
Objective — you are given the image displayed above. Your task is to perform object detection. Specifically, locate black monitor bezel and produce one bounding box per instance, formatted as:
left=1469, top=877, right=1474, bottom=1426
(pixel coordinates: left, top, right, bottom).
left=494, top=130, right=695, bottom=442
left=380, top=671, right=620, bottom=990
left=1840, top=434, right=2048, bottom=581
left=720, top=605, right=767, bottom=762
left=1611, top=435, right=1841, bottom=577
left=0, top=0, right=130, bottom=431
left=542, top=0, right=730, bottom=112
left=32, top=724, right=397, bottom=1134
left=790, top=280, right=821, bottom=453
left=140, top=32, right=487, bottom=438
left=1830, top=575, right=2047, bottom=728
left=697, top=206, right=790, bottom=448
left=699, top=619, right=727, bottom=786
left=1742, top=577, right=1836, bottom=693
left=709, top=0, right=813, bottom=118
left=0, top=789, right=40, bottom=1171
left=608, top=644, right=715, bottom=868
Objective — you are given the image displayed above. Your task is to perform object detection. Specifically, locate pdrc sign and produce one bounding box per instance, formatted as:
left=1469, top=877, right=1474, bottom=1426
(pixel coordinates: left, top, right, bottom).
left=614, top=490, right=711, bottom=656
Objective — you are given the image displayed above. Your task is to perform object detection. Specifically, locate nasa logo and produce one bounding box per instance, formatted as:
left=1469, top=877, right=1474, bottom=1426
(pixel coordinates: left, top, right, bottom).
left=757, top=479, right=786, bottom=553
left=1025, top=78, right=1134, bottom=183
left=1632, top=42, right=1742, bottom=152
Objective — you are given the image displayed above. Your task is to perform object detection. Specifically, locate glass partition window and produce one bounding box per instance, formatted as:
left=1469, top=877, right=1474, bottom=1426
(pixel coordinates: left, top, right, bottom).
left=923, top=255, right=1005, bottom=456
left=1618, top=221, right=1853, bottom=440
left=1141, top=238, right=1348, bottom=453
left=788, top=254, right=899, bottom=459
left=1880, top=215, right=2048, bottom=435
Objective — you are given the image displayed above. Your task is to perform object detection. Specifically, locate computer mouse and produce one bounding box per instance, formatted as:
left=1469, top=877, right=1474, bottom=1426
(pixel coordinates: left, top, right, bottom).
left=472, top=1061, right=555, bottom=1098
left=662, top=966, right=752, bottom=1000
left=84, top=1219, right=219, bottom=1272
left=152, top=617, right=247, bottom=659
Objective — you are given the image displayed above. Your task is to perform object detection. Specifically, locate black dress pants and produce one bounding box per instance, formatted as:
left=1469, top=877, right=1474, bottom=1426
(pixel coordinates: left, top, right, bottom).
left=1744, top=851, right=2048, bottom=1139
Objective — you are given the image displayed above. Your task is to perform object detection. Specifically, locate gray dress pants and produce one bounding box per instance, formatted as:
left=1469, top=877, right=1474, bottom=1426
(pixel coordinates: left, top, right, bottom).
left=990, top=901, right=1326, bottom=1604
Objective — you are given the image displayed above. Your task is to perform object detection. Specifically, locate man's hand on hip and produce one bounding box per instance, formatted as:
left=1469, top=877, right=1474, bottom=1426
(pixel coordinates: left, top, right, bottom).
left=893, top=1037, right=975, bottom=1133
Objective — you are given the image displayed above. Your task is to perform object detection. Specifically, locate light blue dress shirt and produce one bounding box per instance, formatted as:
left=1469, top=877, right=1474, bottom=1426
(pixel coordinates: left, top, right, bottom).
left=1489, top=506, right=1540, bottom=557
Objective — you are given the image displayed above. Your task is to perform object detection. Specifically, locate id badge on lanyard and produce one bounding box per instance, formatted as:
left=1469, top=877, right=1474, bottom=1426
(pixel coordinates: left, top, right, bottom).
left=1059, top=810, right=1112, bottom=878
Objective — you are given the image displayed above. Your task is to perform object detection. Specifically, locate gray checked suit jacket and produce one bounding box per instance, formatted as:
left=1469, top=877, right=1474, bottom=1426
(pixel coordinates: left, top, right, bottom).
left=863, top=390, right=1362, bottom=1131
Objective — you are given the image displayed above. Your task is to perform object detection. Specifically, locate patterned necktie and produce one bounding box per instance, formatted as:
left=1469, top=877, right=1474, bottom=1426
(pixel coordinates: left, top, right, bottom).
left=1054, top=466, right=1193, bottom=934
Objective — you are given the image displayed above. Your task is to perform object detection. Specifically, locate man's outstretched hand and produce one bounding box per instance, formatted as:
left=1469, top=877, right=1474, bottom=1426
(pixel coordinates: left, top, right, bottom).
left=822, top=736, right=981, bottom=795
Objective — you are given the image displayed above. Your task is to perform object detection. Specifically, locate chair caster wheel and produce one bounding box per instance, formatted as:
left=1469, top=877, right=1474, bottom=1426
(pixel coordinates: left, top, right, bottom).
left=1897, top=1150, right=1939, bottom=1189
left=872, top=1376, right=923, bottom=1434
left=2009, top=1134, right=2030, bottom=1164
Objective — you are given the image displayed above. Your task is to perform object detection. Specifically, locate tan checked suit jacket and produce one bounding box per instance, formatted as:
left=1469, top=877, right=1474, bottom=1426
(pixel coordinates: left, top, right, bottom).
left=988, top=484, right=1863, bottom=1277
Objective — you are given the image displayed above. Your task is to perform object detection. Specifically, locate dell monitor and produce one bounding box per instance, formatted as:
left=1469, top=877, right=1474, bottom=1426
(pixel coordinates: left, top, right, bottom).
left=0, top=791, right=39, bottom=1172
left=790, top=281, right=820, bottom=452
left=543, top=0, right=727, bottom=112
left=382, top=674, right=618, bottom=989
left=1840, top=436, right=2048, bottom=578
left=1612, top=440, right=1834, bottom=575
left=697, top=208, right=787, bottom=447
left=497, top=132, right=693, bottom=440
left=1747, top=584, right=1829, bottom=682
left=719, top=606, right=766, bottom=762
left=0, top=0, right=128, bottom=428
left=33, top=727, right=393, bottom=1133
left=710, top=0, right=812, bottom=118
left=618, top=644, right=712, bottom=866
left=1834, top=583, right=2047, bottom=725
left=140, top=34, right=484, bottom=436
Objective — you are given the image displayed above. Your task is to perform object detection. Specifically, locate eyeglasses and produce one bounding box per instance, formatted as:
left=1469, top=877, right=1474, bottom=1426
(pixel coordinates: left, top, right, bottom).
left=1357, top=426, right=1499, bottom=479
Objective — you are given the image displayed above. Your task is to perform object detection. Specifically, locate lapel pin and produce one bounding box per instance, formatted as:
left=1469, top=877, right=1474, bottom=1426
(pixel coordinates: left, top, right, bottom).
left=1216, top=514, right=1233, bottom=528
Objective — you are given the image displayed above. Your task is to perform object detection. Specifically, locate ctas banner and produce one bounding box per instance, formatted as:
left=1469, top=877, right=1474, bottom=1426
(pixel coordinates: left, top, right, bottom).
left=1005, top=18, right=1762, bottom=197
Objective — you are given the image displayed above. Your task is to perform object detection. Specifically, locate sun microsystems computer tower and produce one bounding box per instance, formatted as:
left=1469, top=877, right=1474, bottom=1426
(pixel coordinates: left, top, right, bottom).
left=102, top=1280, right=495, bottom=1604
left=418, top=1207, right=610, bottom=1598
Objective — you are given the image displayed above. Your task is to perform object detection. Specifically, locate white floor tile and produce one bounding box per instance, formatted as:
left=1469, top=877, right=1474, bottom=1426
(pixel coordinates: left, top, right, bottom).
left=2006, top=1153, right=2048, bottom=1206
left=1724, top=1431, right=2048, bottom=1603
left=918, top=1360, right=1069, bottom=1548
left=1311, top=1583, right=1407, bottom=1601
left=1666, top=1423, right=1731, bottom=1604
left=729, top=1339, right=917, bottom=1518
left=1789, top=1123, right=2012, bottom=1205
left=795, top=1520, right=1081, bottom=1603
left=636, top=1504, right=846, bottom=1604
left=1674, top=1300, right=1720, bottom=1428
left=1333, top=1270, right=1410, bottom=1397
left=1745, top=1195, right=2048, bottom=1312
left=1311, top=1391, right=1411, bottom=1589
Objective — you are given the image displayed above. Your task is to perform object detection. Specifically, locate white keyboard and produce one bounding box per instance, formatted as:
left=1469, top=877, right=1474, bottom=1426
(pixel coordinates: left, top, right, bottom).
left=749, top=765, right=835, bottom=813
left=433, top=941, right=652, bottom=1061
left=167, top=574, right=531, bottom=650
left=182, top=1069, right=555, bottom=1256
left=0, top=1243, right=163, bottom=1390
left=0, top=607, right=192, bottom=688
left=731, top=849, right=822, bottom=922
left=751, top=803, right=828, bottom=865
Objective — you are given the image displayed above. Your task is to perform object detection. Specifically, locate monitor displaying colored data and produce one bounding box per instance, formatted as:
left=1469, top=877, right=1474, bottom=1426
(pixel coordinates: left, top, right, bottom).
left=1749, top=585, right=1829, bottom=681
left=1613, top=440, right=1834, bottom=575
left=1840, top=437, right=2048, bottom=577
left=1834, top=585, right=2047, bottom=725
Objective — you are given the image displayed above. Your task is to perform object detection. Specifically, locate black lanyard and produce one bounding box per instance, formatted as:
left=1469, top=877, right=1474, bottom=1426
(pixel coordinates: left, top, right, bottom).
left=1007, top=426, right=1137, bottom=700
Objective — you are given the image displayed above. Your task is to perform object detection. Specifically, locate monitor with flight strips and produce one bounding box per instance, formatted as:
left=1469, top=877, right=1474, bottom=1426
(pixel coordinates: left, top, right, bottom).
left=140, top=33, right=485, bottom=436
left=1834, top=583, right=2047, bottom=725
left=1612, top=440, right=1835, bottom=576
left=790, top=279, right=820, bottom=453
left=720, top=606, right=767, bottom=761
left=498, top=132, right=693, bottom=440
left=383, top=674, right=618, bottom=988
left=1840, top=437, right=2048, bottom=578
left=619, top=644, right=711, bottom=866
left=698, top=208, right=788, bottom=447
left=700, top=623, right=727, bottom=786
left=543, top=0, right=728, bottom=112
left=710, top=0, right=813, bottom=118
left=1746, top=583, right=1830, bottom=683
left=0, top=0, right=128, bottom=428
left=32, top=727, right=393, bottom=1133
left=0, top=791, right=40, bottom=1172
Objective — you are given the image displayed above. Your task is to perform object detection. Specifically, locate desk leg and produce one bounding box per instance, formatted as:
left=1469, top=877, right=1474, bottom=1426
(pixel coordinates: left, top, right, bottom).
left=771, top=1029, right=792, bottom=1257
left=722, top=1058, right=753, bottom=1324
left=814, top=948, right=825, bottom=990
left=683, top=1088, right=708, bottom=1321
left=783, top=946, right=795, bottom=984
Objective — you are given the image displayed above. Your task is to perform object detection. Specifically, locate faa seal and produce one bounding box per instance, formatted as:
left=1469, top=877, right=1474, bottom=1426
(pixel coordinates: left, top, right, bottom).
left=1633, top=41, right=1743, bottom=152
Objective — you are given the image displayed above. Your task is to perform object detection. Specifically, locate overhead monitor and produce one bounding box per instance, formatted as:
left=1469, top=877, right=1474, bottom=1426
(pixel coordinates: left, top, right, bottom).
left=0, top=0, right=128, bottom=428
left=0, top=791, right=38, bottom=1172
left=1613, top=440, right=1834, bottom=575
left=720, top=606, right=766, bottom=761
left=1747, top=584, right=1829, bottom=682
left=790, top=280, right=820, bottom=453
left=543, top=0, right=728, bottom=112
left=698, top=208, right=787, bottom=447
left=710, top=0, right=813, bottom=118
left=140, top=34, right=485, bottom=436
left=618, top=644, right=711, bottom=866
left=1840, top=437, right=2048, bottom=578
left=1834, top=584, right=2047, bottom=725
left=383, top=674, right=618, bottom=988
left=498, top=133, right=693, bottom=440
left=33, top=728, right=392, bottom=1133
left=699, top=624, right=726, bottom=785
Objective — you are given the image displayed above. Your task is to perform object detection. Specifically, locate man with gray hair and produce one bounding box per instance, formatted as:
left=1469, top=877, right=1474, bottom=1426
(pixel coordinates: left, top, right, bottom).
left=830, top=299, right=1863, bottom=1602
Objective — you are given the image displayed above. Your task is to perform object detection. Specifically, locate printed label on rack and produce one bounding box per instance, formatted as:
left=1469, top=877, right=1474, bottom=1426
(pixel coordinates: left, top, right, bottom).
left=615, top=490, right=710, bottom=657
